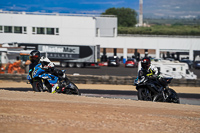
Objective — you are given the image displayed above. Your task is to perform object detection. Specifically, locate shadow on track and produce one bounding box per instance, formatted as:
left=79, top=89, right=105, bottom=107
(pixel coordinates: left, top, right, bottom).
left=1, top=88, right=200, bottom=99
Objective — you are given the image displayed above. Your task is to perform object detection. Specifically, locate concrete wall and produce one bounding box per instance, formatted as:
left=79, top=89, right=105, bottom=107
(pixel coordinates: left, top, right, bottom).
left=0, top=74, right=200, bottom=87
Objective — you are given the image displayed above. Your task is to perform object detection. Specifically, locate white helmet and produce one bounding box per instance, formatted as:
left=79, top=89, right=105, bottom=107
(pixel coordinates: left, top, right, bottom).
left=40, top=56, right=50, bottom=63
left=40, top=57, right=52, bottom=68
left=47, top=62, right=55, bottom=68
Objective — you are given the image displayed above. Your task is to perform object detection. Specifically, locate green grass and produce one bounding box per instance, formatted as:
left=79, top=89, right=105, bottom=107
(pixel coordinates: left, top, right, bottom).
left=118, top=25, right=200, bottom=36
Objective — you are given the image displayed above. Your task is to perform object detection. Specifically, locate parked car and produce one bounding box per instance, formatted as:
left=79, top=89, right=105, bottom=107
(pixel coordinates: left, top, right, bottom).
left=193, top=61, right=200, bottom=69
left=107, top=56, right=120, bottom=67
left=125, top=58, right=138, bottom=68
left=179, top=59, right=193, bottom=69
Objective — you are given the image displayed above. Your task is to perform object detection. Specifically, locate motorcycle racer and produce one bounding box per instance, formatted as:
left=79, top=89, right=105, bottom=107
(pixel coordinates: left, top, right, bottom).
left=137, top=57, right=159, bottom=79
left=134, top=57, right=179, bottom=103
left=136, top=57, right=164, bottom=92
left=28, top=50, right=62, bottom=93
left=39, top=56, right=63, bottom=93
left=28, top=50, right=41, bottom=84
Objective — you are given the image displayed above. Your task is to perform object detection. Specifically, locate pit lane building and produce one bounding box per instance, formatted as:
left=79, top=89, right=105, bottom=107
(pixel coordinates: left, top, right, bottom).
left=0, top=10, right=200, bottom=61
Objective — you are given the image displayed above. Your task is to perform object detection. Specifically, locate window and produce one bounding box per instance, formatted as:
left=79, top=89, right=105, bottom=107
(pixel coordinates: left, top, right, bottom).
left=173, top=68, right=176, bottom=71
left=96, top=28, right=99, bottom=37
left=37, top=27, right=45, bottom=34
left=14, top=26, right=22, bottom=33
left=55, top=28, right=59, bottom=35
left=0, top=26, right=3, bottom=33
left=46, top=28, right=54, bottom=35
left=32, top=27, right=36, bottom=34
left=32, top=27, right=59, bottom=35
left=186, top=69, right=189, bottom=74
left=113, top=28, right=116, bottom=37
left=32, top=27, right=35, bottom=32
left=1, top=25, right=26, bottom=34
left=4, top=26, right=12, bottom=33
left=23, top=27, right=27, bottom=34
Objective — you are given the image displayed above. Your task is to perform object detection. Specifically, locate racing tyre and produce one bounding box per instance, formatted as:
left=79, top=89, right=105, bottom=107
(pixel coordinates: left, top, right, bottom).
left=32, top=81, right=43, bottom=92
left=65, top=82, right=81, bottom=95
left=153, top=94, right=164, bottom=102
left=167, top=89, right=180, bottom=104
left=137, top=88, right=152, bottom=101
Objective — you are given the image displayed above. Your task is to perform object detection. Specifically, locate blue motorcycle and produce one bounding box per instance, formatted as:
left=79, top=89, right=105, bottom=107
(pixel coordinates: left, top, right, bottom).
left=27, top=64, right=80, bottom=95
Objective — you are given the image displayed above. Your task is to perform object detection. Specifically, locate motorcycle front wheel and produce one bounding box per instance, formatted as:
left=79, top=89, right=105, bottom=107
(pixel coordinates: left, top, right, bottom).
left=153, top=89, right=180, bottom=103
left=32, top=81, right=43, bottom=92
left=167, top=89, right=180, bottom=103
left=153, top=94, right=164, bottom=102
left=65, top=82, right=81, bottom=95
left=137, top=88, right=152, bottom=101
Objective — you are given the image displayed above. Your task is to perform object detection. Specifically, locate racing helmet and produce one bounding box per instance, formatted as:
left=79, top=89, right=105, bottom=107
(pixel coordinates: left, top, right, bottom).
left=40, top=57, right=54, bottom=68
left=141, top=57, right=151, bottom=70
left=29, top=50, right=41, bottom=63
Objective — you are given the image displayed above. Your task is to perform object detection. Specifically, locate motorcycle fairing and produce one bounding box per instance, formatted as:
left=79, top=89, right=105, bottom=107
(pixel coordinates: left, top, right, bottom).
left=39, top=73, right=58, bottom=84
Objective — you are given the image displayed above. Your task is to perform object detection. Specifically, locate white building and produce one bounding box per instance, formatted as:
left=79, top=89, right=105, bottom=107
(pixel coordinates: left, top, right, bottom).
left=0, top=10, right=200, bottom=61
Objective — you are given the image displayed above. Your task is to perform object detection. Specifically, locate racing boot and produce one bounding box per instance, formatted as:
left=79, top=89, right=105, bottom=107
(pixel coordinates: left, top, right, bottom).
left=51, top=83, right=59, bottom=93
left=166, top=86, right=172, bottom=97
left=56, top=84, right=62, bottom=93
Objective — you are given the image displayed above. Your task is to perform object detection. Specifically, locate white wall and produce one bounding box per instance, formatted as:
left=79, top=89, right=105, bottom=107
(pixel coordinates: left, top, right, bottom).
left=94, top=36, right=200, bottom=60
left=0, top=13, right=96, bottom=45
left=94, top=36, right=200, bottom=50
left=96, top=17, right=117, bottom=37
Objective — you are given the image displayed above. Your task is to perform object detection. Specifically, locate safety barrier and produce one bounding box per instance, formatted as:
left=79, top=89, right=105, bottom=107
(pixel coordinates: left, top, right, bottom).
left=0, top=74, right=200, bottom=87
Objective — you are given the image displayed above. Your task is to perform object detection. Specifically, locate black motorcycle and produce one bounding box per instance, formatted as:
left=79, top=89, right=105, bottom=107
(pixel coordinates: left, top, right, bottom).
left=134, top=76, right=180, bottom=103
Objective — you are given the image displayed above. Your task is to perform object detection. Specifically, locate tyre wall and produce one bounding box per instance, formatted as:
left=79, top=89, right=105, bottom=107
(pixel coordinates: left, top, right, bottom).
left=0, top=74, right=200, bottom=87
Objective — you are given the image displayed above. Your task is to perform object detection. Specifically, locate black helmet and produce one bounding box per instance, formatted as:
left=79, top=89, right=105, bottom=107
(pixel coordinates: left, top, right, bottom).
left=141, top=57, right=151, bottom=70
left=29, top=50, right=40, bottom=63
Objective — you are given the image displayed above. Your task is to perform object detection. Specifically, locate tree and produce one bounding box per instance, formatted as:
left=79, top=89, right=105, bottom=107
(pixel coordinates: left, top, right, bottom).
left=102, top=7, right=137, bottom=27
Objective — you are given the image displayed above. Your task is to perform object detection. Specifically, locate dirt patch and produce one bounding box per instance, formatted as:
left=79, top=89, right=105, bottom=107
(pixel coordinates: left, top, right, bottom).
left=0, top=81, right=200, bottom=133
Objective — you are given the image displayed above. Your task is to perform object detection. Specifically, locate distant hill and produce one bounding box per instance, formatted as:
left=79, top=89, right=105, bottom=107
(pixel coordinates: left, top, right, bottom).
left=143, top=18, right=200, bottom=25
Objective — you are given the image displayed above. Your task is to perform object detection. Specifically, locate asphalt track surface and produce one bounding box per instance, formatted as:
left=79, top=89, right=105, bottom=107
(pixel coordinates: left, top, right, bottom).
left=2, top=65, right=199, bottom=106
left=1, top=87, right=200, bottom=106
left=56, top=64, right=200, bottom=105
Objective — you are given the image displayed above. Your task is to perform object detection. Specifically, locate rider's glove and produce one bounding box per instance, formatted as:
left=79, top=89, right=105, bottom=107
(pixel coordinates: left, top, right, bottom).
left=149, top=75, right=157, bottom=79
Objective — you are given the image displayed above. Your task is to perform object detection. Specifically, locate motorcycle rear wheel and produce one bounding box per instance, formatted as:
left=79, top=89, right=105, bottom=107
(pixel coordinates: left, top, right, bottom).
left=32, top=81, right=43, bottom=92
left=137, top=88, right=152, bottom=101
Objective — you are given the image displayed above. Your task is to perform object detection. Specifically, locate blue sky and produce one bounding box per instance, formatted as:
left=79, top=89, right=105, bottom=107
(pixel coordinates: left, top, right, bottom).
left=0, top=0, right=200, bottom=18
